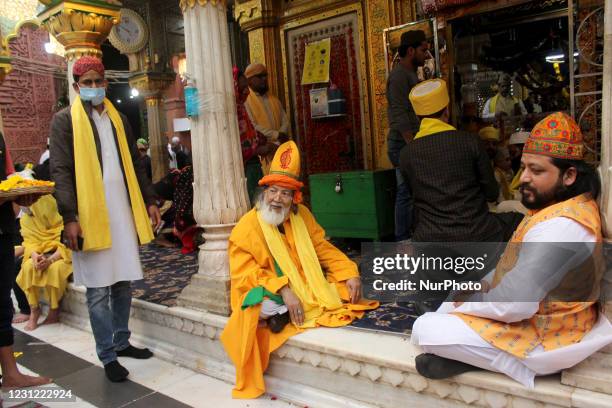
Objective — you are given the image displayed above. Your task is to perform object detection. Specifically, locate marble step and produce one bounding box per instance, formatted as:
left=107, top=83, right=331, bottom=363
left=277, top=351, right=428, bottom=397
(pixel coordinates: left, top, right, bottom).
left=58, top=284, right=612, bottom=408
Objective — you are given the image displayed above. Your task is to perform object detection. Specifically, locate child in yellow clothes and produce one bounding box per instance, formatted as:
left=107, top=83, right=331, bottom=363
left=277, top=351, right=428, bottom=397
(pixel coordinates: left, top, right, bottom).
left=16, top=194, right=72, bottom=331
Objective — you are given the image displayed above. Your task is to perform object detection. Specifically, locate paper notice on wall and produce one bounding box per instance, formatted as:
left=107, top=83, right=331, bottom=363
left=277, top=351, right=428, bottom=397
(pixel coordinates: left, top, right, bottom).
left=302, top=38, right=331, bottom=85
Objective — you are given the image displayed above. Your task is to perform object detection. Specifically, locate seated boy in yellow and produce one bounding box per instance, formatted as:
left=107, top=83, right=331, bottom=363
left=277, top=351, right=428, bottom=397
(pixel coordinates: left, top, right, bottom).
left=221, top=141, right=378, bottom=399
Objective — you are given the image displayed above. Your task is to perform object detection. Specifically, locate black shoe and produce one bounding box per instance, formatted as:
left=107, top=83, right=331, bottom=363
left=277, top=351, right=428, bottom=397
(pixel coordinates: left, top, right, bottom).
left=116, top=345, right=153, bottom=359
left=415, top=353, right=481, bottom=380
left=268, top=312, right=291, bottom=333
left=104, top=360, right=129, bottom=382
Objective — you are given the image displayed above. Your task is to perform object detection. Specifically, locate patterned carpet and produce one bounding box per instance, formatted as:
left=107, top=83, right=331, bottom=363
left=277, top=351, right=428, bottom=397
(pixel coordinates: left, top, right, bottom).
left=132, top=243, right=199, bottom=307
left=350, top=300, right=443, bottom=334
left=133, top=243, right=438, bottom=334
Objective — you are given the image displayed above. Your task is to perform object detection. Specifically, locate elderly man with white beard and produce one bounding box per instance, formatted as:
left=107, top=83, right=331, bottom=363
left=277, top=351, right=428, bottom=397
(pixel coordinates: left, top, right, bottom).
left=220, top=141, right=378, bottom=399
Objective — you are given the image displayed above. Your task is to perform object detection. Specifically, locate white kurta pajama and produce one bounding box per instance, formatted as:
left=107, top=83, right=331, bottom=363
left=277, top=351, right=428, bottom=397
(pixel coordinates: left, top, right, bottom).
left=411, top=217, right=612, bottom=388
left=71, top=108, right=143, bottom=288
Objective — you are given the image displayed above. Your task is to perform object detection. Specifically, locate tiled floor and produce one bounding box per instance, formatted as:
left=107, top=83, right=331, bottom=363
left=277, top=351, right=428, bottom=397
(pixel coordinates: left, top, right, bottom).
left=3, top=321, right=293, bottom=408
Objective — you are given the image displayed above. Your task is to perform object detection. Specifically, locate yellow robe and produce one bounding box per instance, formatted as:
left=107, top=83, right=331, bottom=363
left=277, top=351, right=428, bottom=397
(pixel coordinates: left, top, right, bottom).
left=16, top=195, right=72, bottom=309
left=220, top=205, right=377, bottom=398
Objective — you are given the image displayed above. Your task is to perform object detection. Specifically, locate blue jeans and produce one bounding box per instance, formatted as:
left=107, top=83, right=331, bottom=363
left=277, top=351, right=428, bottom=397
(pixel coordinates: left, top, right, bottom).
left=395, top=169, right=413, bottom=241
left=85, top=281, right=132, bottom=365
left=388, top=134, right=413, bottom=241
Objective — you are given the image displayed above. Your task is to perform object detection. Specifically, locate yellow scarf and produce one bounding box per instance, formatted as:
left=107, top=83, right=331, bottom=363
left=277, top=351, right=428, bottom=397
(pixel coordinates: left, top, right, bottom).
left=494, top=167, right=513, bottom=201
left=20, top=195, right=70, bottom=263
left=71, top=97, right=153, bottom=251
left=256, top=210, right=344, bottom=328
left=246, top=91, right=283, bottom=131
left=509, top=167, right=523, bottom=196
left=414, top=118, right=456, bottom=139
left=490, top=94, right=520, bottom=116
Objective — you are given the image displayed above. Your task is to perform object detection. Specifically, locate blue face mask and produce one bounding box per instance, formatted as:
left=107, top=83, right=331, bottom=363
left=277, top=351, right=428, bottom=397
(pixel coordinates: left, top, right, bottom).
left=78, top=86, right=106, bottom=106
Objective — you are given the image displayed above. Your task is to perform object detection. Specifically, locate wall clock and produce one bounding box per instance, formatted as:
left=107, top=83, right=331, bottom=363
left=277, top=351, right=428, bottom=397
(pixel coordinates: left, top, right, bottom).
left=109, top=8, right=149, bottom=54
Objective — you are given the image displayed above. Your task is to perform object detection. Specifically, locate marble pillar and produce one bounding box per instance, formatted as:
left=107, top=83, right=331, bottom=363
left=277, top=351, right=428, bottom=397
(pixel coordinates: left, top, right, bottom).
left=144, top=96, right=169, bottom=182
left=129, top=72, right=175, bottom=182
left=177, top=0, right=250, bottom=315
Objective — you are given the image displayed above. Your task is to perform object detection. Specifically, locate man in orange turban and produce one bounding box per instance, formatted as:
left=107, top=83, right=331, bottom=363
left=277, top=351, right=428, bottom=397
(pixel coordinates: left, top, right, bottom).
left=411, top=112, right=612, bottom=388
left=220, top=141, right=378, bottom=399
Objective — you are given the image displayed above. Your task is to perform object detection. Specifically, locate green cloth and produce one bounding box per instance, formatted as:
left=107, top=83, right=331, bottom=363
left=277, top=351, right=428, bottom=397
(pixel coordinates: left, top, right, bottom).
left=241, top=260, right=285, bottom=310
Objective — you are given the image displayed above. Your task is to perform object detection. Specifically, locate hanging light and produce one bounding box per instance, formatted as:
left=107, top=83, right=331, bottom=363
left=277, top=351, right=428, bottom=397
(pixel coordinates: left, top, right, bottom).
left=44, top=42, right=55, bottom=54
left=546, top=52, right=579, bottom=64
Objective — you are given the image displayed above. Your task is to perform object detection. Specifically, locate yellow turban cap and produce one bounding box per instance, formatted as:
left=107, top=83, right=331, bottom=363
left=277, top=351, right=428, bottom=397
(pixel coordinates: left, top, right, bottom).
left=479, top=126, right=500, bottom=142
left=409, top=79, right=450, bottom=116
left=259, top=141, right=304, bottom=203
left=524, top=112, right=584, bottom=160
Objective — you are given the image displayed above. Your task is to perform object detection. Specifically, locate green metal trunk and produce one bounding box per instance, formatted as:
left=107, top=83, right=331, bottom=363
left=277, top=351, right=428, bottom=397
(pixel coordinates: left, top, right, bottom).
left=309, top=169, right=396, bottom=240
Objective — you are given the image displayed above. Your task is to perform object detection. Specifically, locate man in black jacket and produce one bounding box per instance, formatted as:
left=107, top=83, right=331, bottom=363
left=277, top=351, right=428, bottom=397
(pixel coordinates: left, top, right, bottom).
left=400, top=79, right=522, bottom=242
left=50, top=57, right=160, bottom=383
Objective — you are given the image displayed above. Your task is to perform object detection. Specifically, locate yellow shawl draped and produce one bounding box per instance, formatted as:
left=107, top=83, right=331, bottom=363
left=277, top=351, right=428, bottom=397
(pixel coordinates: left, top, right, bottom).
left=20, top=195, right=71, bottom=266
left=71, top=97, right=153, bottom=251
left=494, top=167, right=513, bottom=201
left=256, top=210, right=347, bottom=327
left=246, top=91, right=283, bottom=131
left=415, top=118, right=456, bottom=139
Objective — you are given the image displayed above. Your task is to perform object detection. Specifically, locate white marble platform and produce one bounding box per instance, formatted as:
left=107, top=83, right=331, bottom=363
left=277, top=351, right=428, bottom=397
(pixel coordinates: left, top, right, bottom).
left=9, top=320, right=292, bottom=408
left=47, top=284, right=612, bottom=408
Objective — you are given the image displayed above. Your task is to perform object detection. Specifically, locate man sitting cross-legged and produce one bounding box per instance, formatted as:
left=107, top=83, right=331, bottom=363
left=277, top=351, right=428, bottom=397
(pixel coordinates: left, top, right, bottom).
left=411, top=112, right=612, bottom=388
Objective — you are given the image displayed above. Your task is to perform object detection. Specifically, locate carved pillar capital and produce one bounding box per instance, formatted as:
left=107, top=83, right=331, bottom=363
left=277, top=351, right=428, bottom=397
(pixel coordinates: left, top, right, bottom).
left=38, top=1, right=121, bottom=102
left=128, top=71, right=176, bottom=98
left=180, top=0, right=227, bottom=12
left=234, top=0, right=278, bottom=31
left=37, top=1, right=121, bottom=60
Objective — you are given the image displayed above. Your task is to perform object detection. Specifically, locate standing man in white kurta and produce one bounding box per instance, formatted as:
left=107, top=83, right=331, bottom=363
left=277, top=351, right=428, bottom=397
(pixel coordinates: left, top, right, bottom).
left=49, top=57, right=161, bottom=383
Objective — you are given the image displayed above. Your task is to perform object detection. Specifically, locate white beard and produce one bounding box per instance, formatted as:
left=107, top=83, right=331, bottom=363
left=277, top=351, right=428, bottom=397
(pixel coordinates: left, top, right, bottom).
left=258, top=199, right=290, bottom=226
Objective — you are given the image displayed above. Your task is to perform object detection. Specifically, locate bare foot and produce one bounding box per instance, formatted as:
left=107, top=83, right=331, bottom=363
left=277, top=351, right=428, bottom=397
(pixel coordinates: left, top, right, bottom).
left=1, top=372, right=52, bottom=389
left=41, top=309, right=60, bottom=325
left=12, top=313, right=30, bottom=324
left=24, top=308, right=41, bottom=331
